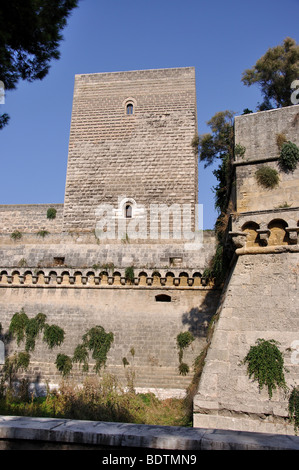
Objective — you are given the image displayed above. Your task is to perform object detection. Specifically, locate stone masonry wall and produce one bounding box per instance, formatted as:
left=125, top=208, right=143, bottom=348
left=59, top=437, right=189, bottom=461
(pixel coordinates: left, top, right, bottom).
left=193, top=251, right=299, bottom=435
left=234, top=104, right=299, bottom=213
left=63, top=67, right=198, bottom=235
left=0, top=204, right=63, bottom=234
left=0, top=283, right=220, bottom=397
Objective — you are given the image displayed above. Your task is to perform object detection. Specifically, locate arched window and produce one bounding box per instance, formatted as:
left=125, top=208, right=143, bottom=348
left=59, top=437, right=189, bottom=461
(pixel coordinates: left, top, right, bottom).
left=126, top=103, right=134, bottom=115
left=125, top=203, right=132, bottom=218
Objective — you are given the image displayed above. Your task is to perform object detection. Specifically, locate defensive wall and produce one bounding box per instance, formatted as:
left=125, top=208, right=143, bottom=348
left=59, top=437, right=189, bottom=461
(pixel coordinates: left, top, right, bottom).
left=194, top=104, right=299, bottom=435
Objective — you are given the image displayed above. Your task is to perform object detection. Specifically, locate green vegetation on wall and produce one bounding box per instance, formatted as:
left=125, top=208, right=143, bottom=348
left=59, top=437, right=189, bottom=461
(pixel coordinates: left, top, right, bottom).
left=242, top=338, right=287, bottom=399
left=255, top=166, right=280, bottom=189
left=278, top=141, right=299, bottom=172
left=176, top=331, right=194, bottom=376
left=46, top=208, right=57, bottom=219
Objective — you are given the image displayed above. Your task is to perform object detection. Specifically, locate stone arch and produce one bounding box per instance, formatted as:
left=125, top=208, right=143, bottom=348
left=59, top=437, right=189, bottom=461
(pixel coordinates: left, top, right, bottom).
left=48, top=270, right=56, bottom=284
left=100, top=271, right=108, bottom=284
left=152, top=271, right=161, bottom=286
left=61, top=271, right=70, bottom=285
left=113, top=271, right=121, bottom=285
left=165, top=271, right=175, bottom=286
left=74, top=271, right=82, bottom=285
left=36, top=270, right=45, bottom=285
left=242, top=221, right=260, bottom=247
left=192, top=272, right=202, bottom=287
left=23, top=270, right=33, bottom=284
left=179, top=272, right=189, bottom=287
left=0, top=270, right=8, bottom=283
left=12, top=270, right=20, bottom=283
left=138, top=271, right=148, bottom=286
left=268, top=219, right=289, bottom=245
left=86, top=271, right=95, bottom=285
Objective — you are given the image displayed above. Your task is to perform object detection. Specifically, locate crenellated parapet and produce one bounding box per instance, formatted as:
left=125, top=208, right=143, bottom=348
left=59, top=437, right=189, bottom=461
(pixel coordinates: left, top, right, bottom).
left=0, top=267, right=211, bottom=288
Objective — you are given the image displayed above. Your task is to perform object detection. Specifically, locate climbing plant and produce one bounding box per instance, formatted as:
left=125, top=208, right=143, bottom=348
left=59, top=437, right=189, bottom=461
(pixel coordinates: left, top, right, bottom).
left=43, top=324, right=65, bottom=349
left=176, top=331, right=194, bottom=376
left=9, top=309, right=29, bottom=346
left=242, top=338, right=287, bottom=399
left=55, top=354, right=73, bottom=377
left=8, top=309, right=64, bottom=352
left=73, top=325, right=114, bottom=374
left=288, top=386, right=299, bottom=435
left=73, top=343, right=89, bottom=372
left=11, top=230, right=22, bottom=240
left=24, top=313, right=47, bottom=352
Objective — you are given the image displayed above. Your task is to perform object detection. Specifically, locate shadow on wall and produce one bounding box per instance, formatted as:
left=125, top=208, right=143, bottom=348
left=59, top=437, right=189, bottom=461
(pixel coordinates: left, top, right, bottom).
left=181, top=289, right=221, bottom=339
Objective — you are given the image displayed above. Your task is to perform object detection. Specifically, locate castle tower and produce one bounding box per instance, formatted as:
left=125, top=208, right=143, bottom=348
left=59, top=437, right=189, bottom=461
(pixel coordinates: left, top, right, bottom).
left=194, top=104, right=299, bottom=435
left=63, top=67, right=198, bottom=241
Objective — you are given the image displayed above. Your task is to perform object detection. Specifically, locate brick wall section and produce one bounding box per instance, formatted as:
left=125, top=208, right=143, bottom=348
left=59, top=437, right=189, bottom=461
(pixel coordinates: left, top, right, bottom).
left=63, top=67, right=198, bottom=234
left=0, top=204, right=63, bottom=234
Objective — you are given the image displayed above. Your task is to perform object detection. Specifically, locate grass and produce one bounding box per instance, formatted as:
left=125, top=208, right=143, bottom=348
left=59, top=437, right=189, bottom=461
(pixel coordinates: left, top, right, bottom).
left=0, top=375, right=192, bottom=427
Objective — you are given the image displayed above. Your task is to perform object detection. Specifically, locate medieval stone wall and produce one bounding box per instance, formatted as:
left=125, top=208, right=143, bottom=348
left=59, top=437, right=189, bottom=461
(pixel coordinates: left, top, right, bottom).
left=0, top=281, right=220, bottom=397
left=0, top=204, right=63, bottom=234
left=234, top=105, right=299, bottom=213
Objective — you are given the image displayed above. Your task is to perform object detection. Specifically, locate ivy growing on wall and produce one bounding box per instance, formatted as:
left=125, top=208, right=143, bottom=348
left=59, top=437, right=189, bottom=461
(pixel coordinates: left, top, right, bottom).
left=43, top=324, right=65, bottom=349
left=6, top=309, right=66, bottom=380
left=55, top=354, right=73, bottom=377
left=3, top=309, right=115, bottom=381
left=242, top=338, right=287, bottom=399
left=288, top=386, right=299, bottom=435
left=73, top=325, right=114, bottom=374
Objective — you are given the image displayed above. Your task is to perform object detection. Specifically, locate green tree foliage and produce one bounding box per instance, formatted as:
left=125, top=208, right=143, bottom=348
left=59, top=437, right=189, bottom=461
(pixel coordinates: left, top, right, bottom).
left=198, top=111, right=235, bottom=169
left=197, top=111, right=235, bottom=283
left=0, top=0, right=78, bottom=128
left=241, top=37, right=299, bottom=110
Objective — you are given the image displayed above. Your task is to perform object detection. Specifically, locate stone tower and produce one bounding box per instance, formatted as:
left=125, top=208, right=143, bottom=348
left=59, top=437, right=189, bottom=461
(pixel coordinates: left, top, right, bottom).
left=63, top=67, right=198, bottom=240
left=194, top=104, right=299, bottom=435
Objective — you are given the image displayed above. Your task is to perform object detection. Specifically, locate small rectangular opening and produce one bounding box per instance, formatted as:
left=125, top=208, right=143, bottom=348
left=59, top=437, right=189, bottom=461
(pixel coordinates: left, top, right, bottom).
left=155, top=294, right=171, bottom=302
left=53, top=257, right=65, bottom=266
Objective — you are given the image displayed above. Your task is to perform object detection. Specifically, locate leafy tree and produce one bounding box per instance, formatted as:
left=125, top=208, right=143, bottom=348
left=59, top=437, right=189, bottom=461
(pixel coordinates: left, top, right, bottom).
left=198, top=110, right=235, bottom=216
left=241, top=37, right=299, bottom=110
left=0, top=0, right=78, bottom=128
left=197, top=111, right=236, bottom=283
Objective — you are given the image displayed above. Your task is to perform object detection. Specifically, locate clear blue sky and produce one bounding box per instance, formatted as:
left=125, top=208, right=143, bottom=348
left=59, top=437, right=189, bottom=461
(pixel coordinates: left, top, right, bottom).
left=1, top=0, right=298, bottom=229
